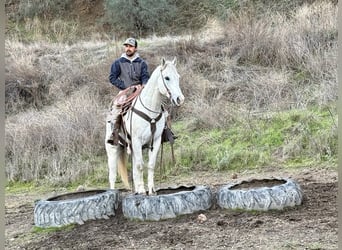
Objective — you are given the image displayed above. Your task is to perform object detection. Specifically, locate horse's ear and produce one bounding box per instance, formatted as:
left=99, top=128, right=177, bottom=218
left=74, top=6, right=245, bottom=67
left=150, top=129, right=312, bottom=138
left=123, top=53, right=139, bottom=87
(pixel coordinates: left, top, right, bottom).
left=161, top=58, right=166, bottom=66
left=172, top=57, right=177, bottom=65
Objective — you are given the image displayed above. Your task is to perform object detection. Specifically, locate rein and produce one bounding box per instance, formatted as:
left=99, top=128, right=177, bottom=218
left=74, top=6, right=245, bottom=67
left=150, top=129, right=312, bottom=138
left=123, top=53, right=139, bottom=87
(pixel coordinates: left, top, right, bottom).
left=138, top=94, right=161, bottom=114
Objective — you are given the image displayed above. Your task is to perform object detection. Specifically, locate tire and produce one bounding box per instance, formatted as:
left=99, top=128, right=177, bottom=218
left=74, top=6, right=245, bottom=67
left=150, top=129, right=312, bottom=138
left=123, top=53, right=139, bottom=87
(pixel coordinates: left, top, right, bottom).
left=216, top=178, right=303, bottom=211
left=34, top=189, right=120, bottom=228
left=122, top=185, right=213, bottom=221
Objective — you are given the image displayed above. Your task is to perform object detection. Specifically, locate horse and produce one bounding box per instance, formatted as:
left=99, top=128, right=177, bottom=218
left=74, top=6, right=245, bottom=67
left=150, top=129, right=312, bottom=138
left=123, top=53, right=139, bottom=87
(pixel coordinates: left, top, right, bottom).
left=105, top=57, right=184, bottom=195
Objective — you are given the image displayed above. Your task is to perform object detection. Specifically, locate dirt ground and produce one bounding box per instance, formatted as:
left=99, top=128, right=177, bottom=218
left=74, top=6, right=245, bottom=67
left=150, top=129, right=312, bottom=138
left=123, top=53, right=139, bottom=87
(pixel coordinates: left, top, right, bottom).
left=5, top=166, right=337, bottom=250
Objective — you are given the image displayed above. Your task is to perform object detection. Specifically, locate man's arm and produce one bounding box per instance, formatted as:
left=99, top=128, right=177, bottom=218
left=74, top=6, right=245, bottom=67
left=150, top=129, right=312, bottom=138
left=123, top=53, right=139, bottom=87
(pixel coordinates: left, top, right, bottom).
left=109, top=60, right=126, bottom=90
left=140, top=61, right=150, bottom=85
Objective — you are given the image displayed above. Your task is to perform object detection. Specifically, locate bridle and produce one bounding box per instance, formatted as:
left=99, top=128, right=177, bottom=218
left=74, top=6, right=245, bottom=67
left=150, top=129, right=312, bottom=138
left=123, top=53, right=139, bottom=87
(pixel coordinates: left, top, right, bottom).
left=160, top=66, right=173, bottom=102
left=136, top=66, right=173, bottom=114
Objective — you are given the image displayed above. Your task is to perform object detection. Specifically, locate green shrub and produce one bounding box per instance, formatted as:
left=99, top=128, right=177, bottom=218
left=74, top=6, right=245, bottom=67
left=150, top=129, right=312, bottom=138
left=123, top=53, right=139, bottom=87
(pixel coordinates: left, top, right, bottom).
left=102, top=0, right=177, bottom=37
left=102, top=0, right=226, bottom=37
left=164, top=107, right=337, bottom=173
left=17, top=0, right=71, bottom=21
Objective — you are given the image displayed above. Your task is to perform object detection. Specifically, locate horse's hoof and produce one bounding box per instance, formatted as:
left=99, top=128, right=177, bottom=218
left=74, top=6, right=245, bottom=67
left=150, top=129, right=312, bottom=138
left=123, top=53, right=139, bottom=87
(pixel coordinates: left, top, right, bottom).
left=134, top=191, right=147, bottom=195
left=148, top=188, right=157, bottom=196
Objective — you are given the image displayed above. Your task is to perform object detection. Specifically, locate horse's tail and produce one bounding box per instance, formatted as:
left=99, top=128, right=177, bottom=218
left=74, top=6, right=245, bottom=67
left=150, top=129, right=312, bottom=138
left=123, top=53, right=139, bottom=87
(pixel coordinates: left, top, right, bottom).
left=117, top=150, right=130, bottom=189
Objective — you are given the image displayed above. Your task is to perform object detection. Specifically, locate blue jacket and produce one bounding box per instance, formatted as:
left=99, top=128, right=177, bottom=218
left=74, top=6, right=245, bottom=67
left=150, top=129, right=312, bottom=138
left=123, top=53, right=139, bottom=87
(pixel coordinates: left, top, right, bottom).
left=109, top=53, right=150, bottom=90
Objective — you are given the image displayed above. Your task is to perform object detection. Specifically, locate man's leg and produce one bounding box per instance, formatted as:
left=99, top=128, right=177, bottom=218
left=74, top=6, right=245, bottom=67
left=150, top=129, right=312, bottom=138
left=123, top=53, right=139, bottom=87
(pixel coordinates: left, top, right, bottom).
left=107, top=92, right=127, bottom=145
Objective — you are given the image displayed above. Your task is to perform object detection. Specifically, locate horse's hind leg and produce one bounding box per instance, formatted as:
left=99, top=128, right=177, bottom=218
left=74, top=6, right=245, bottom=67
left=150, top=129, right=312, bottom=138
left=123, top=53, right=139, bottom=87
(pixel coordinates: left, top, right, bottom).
left=106, top=144, right=120, bottom=189
left=105, top=117, right=118, bottom=189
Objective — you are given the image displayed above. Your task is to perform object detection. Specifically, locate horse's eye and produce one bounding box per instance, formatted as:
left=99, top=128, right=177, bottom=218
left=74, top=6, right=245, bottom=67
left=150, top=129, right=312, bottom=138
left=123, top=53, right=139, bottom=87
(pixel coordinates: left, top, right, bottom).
left=165, top=76, right=170, bottom=81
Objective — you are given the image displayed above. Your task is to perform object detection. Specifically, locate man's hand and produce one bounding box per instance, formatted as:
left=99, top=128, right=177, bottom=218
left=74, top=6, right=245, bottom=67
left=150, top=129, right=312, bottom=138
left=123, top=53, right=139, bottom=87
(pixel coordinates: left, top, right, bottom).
left=133, top=81, right=142, bottom=85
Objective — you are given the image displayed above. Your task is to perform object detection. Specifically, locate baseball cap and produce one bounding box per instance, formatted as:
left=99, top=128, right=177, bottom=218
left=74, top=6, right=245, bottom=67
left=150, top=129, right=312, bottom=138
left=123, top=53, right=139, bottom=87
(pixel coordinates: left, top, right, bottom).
left=123, top=38, right=137, bottom=47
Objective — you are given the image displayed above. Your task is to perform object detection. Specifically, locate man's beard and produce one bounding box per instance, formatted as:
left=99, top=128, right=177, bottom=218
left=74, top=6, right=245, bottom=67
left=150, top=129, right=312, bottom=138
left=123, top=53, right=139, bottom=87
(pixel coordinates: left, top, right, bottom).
left=126, top=50, right=135, bottom=57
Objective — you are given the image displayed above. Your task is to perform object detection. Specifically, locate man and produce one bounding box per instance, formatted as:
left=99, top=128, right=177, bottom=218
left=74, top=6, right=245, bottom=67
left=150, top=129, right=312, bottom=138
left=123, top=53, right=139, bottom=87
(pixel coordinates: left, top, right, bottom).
left=107, top=37, right=150, bottom=145
left=109, top=37, right=150, bottom=89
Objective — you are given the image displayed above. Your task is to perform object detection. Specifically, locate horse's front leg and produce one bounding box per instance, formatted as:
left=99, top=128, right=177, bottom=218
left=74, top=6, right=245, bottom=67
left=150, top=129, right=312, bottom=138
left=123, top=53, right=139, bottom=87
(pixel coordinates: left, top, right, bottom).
left=132, top=146, right=146, bottom=194
left=147, top=139, right=162, bottom=195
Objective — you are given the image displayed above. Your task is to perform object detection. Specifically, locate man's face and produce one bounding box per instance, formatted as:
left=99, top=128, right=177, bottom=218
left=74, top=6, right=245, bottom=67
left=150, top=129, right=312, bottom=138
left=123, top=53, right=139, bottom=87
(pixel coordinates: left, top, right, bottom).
left=124, top=44, right=137, bottom=57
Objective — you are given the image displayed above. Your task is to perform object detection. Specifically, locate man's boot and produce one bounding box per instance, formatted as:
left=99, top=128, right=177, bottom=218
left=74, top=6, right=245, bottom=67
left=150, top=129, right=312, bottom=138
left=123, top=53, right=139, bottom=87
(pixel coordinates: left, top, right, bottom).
left=107, top=131, right=116, bottom=145
left=107, top=116, right=121, bottom=145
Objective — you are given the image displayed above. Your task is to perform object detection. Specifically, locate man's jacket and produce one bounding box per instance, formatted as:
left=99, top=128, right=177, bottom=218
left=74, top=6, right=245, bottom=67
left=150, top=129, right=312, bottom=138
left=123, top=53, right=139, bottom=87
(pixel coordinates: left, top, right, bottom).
left=109, top=53, right=150, bottom=90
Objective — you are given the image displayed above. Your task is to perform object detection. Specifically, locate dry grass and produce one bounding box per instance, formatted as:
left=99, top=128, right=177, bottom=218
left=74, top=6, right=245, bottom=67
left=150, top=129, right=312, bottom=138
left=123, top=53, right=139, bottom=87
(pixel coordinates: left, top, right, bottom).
left=5, top=39, right=121, bottom=183
left=6, top=87, right=106, bottom=184
left=5, top=39, right=119, bottom=114
left=5, top=2, right=337, bottom=183
left=222, top=2, right=337, bottom=67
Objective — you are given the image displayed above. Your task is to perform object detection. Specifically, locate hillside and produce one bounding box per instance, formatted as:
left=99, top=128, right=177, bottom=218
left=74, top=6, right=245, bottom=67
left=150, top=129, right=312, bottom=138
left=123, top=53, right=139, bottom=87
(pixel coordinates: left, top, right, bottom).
left=5, top=1, right=337, bottom=185
left=6, top=0, right=105, bottom=25
left=4, top=2, right=338, bottom=250
left=6, top=0, right=338, bottom=40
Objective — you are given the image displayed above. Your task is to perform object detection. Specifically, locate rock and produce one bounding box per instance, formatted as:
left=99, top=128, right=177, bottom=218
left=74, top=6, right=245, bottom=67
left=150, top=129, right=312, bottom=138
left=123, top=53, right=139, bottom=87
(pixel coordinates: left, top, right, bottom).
left=197, top=213, right=207, bottom=223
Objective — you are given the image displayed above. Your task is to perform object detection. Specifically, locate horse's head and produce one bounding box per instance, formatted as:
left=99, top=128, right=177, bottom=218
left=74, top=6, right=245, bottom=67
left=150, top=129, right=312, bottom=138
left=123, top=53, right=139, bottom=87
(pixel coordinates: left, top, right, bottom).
left=158, top=57, right=185, bottom=106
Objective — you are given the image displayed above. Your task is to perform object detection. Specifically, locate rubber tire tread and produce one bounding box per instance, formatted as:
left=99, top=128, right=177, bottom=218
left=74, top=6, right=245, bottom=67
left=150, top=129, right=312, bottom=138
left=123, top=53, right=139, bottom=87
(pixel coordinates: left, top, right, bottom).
left=216, top=178, right=303, bottom=211
left=122, top=185, right=213, bottom=221
left=34, top=189, right=120, bottom=228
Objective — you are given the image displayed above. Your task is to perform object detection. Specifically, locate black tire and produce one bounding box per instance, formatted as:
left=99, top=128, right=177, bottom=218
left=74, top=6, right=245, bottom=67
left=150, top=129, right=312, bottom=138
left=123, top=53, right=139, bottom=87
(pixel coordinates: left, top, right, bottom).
left=122, top=185, right=213, bottom=221
left=216, top=178, right=303, bottom=211
left=34, top=189, right=120, bottom=228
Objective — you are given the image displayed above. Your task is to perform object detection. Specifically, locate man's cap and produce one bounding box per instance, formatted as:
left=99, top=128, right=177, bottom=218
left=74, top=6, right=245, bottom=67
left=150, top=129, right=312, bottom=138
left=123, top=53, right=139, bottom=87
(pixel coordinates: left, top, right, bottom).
left=123, top=38, right=137, bottom=47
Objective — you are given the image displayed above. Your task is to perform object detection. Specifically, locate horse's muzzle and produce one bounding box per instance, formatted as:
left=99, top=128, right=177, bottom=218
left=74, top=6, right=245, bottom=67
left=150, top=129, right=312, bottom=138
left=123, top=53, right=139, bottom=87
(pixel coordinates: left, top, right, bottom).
left=173, top=95, right=184, bottom=106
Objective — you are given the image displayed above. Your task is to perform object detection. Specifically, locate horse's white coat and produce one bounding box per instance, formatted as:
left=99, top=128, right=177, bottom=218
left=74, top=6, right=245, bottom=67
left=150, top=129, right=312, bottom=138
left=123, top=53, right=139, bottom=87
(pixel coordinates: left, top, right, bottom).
left=105, top=58, right=184, bottom=195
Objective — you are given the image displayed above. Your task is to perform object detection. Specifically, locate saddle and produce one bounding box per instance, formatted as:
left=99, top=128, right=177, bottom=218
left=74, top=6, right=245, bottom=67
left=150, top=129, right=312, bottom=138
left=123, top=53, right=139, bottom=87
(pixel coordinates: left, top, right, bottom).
left=110, top=85, right=177, bottom=147
left=107, top=85, right=142, bottom=146
left=113, top=85, right=144, bottom=116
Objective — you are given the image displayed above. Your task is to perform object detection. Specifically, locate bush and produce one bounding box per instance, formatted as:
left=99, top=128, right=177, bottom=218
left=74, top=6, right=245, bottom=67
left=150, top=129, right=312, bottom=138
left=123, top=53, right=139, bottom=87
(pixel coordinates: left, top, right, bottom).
left=102, top=0, right=177, bottom=37
left=102, top=0, right=224, bottom=37
left=16, top=0, right=71, bottom=21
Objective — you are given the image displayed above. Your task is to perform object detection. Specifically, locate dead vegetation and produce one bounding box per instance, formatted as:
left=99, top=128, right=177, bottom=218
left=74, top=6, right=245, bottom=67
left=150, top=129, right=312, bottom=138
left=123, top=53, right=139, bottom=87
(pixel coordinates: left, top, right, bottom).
left=5, top=1, right=337, bottom=183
